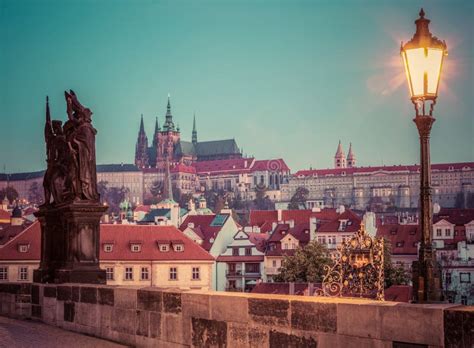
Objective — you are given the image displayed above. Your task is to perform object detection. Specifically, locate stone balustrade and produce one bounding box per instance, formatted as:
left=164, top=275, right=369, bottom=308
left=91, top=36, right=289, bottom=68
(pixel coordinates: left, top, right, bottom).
left=0, top=283, right=472, bottom=347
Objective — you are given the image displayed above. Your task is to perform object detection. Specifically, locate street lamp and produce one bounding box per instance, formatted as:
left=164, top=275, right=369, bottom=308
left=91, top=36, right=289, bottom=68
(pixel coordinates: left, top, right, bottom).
left=401, top=8, right=447, bottom=303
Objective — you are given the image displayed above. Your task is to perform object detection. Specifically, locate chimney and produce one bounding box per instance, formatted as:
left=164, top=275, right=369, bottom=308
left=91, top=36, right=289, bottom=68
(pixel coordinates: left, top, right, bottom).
left=288, top=219, right=295, bottom=228
left=244, top=160, right=248, bottom=168
left=310, top=217, right=317, bottom=241
left=277, top=209, right=282, bottom=222
left=272, top=221, right=277, bottom=231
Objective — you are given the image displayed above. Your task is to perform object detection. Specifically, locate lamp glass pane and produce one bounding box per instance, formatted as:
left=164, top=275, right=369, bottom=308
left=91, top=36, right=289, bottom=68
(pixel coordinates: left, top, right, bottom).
left=404, top=47, right=444, bottom=98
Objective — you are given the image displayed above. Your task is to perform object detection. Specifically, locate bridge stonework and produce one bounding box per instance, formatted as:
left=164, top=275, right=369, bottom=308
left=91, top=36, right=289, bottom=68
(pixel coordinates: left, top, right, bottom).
left=0, top=283, right=472, bottom=347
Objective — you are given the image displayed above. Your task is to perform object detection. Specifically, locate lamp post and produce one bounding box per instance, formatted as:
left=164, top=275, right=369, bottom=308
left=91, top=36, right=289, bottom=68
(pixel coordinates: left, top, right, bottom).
left=400, top=9, right=447, bottom=303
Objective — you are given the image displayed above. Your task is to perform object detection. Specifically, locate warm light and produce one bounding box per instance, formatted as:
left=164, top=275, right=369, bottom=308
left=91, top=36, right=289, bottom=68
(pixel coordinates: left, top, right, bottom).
left=400, top=9, right=447, bottom=101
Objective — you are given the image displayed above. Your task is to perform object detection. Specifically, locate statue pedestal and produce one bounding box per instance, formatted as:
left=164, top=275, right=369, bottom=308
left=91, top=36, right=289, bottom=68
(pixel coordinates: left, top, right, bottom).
left=33, top=202, right=107, bottom=284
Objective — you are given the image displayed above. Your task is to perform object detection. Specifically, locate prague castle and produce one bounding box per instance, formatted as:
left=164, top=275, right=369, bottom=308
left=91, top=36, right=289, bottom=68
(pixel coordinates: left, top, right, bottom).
left=135, top=96, right=242, bottom=170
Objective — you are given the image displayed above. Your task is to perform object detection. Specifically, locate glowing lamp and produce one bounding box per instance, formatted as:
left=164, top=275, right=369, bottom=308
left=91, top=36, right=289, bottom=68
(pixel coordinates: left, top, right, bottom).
left=401, top=9, right=447, bottom=102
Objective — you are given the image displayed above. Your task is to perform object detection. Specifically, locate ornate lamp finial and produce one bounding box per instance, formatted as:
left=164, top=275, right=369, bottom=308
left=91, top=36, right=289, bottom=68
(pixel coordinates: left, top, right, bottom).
left=419, top=8, right=425, bottom=19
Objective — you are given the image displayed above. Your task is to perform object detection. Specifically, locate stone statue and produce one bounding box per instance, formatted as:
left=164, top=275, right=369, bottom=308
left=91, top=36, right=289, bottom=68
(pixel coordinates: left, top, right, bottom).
left=42, top=91, right=100, bottom=205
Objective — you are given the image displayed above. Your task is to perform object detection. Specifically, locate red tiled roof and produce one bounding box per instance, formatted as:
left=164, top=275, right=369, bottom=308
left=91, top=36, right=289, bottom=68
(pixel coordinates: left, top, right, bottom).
left=0, top=222, right=33, bottom=246
left=99, top=225, right=213, bottom=261
left=251, top=159, right=290, bottom=172
left=134, top=205, right=151, bottom=213
left=434, top=208, right=474, bottom=226
left=171, top=163, right=196, bottom=174
left=268, top=224, right=290, bottom=243
left=194, top=158, right=254, bottom=175
left=294, top=162, right=474, bottom=178
left=376, top=224, right=420, bottom=255
left=249, top=210, right=278, bottom=227
left=216, top=255, right=264, bottom=262
left=247, top=232, right=269, bottom=252
left=249, top=209, right=339, bottom=229
left=317, top=209, right=361, bottom=233
left=0, top=222, right=40, bottom=259
left=0, top=222, right=214, bottom=262
left=179, top=214, right=227, bottom=251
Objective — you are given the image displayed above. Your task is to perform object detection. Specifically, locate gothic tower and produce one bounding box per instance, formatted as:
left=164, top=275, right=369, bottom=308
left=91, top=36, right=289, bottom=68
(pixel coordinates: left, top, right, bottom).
left=152, top=116, right=160, bottom=148
left=192, top=113, right=197, bottom=145
left=156, top=95, right=181, bottom=169
left=135, top=114, right=149, bottom=168
left=347, top=142, right=356, bottom=168
left=334, top=140, right=346, bottom=169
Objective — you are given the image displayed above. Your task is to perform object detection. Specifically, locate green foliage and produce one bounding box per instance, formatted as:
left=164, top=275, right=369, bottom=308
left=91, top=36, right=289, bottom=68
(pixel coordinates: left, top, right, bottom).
left=383, top=238, right=411, bottom=288
left=100, top=185, right=130, bottom=215
left=288, top=187, right=309, bottom=210
left=254, top=185, right=275, bottom=210
left=274, top=241, right=332, bottom=283
left=0, top=186, right=19, bottom=204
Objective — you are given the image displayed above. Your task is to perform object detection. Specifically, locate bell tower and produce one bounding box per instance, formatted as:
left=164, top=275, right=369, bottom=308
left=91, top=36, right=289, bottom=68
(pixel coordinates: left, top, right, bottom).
left=334, top=140, right=346, bottom=169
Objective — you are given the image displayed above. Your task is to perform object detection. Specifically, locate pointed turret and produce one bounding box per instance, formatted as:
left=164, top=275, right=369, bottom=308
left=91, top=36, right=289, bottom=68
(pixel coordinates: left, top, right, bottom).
left=163, top=94, right=175, bottom=132
left=192, top=113, right=197, bottom=145
left=152, top=117, right=160, bottom=147
left=135, top=114, right=149, bottom=168
left=334, top=140, right=346, bottom=169
left=347, top=142, right=356, bottom=168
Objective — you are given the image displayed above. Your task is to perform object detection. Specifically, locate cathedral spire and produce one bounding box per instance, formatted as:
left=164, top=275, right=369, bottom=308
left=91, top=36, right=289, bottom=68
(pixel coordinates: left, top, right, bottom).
left=192, top=113, right=197, bottom=145
left=153, top=116, right=160, bottom=147
left=347, top=142, right=356, bottom=168
left=139, top=114, right=145, bottom=134
left=334, top=140, right=346, bottom=169
left=164, top=94, right=175, bottom=131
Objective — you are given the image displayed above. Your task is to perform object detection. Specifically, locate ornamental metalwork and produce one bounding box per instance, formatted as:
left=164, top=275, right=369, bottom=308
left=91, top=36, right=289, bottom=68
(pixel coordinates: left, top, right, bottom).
left=316, top=223, right=385, bottom=301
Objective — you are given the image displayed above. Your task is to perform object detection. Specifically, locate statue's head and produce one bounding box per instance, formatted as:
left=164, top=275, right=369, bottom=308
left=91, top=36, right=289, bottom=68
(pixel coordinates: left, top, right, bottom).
left=52, top=120, right=63, bottom=135
left=83, top=108, right=93, bottom=122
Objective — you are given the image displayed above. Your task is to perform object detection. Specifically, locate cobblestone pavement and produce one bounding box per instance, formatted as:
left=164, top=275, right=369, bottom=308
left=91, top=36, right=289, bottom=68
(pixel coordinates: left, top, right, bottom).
left=0, top=316, right=128, bottom=348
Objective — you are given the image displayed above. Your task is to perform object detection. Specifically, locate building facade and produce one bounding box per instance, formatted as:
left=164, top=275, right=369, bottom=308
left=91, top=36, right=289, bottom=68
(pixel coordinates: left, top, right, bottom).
left=281, top=143, right=474, bottom=211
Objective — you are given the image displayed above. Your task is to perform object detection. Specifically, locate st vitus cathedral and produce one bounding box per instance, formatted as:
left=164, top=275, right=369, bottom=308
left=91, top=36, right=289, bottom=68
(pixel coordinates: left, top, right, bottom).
left=135, top=96, right=243, bottom=171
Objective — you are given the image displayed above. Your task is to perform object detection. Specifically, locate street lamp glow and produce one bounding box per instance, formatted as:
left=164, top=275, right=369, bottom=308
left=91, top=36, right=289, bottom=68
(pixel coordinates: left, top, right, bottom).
left=401, top=8, right=447, bottom=102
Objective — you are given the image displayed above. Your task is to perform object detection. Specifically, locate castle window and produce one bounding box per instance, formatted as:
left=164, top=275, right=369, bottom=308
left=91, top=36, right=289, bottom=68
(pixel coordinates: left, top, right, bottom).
left=0, top=267, right=7, bottom=280
left=141, top=267, right=149, bottom=281
left=18, top=267, right=28, bottom=281
left=192, top=267, right=200, bottom=280
left=124, top=267, right=133, bottom=281
left=106, top=267, right=114, bottom=280
left=169, top=267, right=178, bottom=280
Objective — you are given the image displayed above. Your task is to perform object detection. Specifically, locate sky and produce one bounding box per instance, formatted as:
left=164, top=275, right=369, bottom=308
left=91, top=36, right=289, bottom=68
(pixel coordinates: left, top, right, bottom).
left=0, top=0, right=473, bottom=173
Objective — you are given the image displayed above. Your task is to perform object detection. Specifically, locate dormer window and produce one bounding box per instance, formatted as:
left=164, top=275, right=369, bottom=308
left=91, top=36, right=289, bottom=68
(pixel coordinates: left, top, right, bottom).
left=103, top=243, right=114, bottom=253
left=130, top=242, right=142, bottom=253
left=18, top=244, right=29, bottom=253
left=174, top=244, right=184, bottom=252
left=157, top=241, right=170, bottom=252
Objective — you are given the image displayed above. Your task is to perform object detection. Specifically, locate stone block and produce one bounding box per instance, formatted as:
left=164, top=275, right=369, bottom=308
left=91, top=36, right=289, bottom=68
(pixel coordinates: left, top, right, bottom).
left=379, top=303, right=445, bottom=346
left=115, top=288, right=137, bottom=309
left=42, top=300, right=57, bottom=324
left=149, top=311, right=162, bottom=339
left=136, top=310, right=150, bottom=337
left=318, top=333, right=392, bottom=348
left=248, top=326, right=269, bottom=348
left=57, top=286, right=72, bottom=301
left=337, top=302, right=382, bottom=339
left=31, top=285, right=40, bottom=304
left=248, top=298, right=289, bottom=326
left=56, top=300, right=64, bottom=323
left=72, top=286, right=80, bottom=302
left=98, top=287, right=114, bottom=306
left=113, top=307, right=137, bottom=335
left=444, top=306, right=473, bottom=348
left=269, top=330, right=317, bottom=348
left=43, top=285, right=57, bottom=298
left=64, top=302, right=75, bottom=322
left=162, top=313, right=185, bottom=344
left=99, top=304, right=113, bottom=330
left=291, top=300, right=336, bottom=333
left=14, top=303, right=31, bottom=318
left=137, top=289, right=162, bottom=312
left=192, top=317, right=227, bottom=348
left=80, top=286, right=97, bottom=304
left=163, top=291, right=182, bottom=314
left=182, top=292, right=210, bottom=320
left=76, top=303, right=99, bottom=328
left=32, top=304, right=42, bottom=318
left=210, top=294, right=248, bottom=323
left=228, top=322, right=248, bottom=348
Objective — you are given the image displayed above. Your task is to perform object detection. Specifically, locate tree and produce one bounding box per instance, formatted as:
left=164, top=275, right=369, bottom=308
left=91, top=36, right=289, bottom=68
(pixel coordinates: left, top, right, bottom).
left=254, top=186, right=274, bottom=210
left=383, top=238, right=411, bottom=288
left=105, top=186, right=130, bottom=215
left=28, top=182, right=43, bottom=204
left=288, top=187, right=309, bottom=210
left=274, top=241, right=332, bottom=283
left=0, top=186, right=19, bottom=204
left=97, top=181, right=109, bottom=204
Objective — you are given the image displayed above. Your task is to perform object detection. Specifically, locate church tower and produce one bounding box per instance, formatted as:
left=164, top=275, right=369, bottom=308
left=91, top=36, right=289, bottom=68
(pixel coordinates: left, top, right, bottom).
left=135, top=114, right=149, bottom=168
left=156, top=95, right=181, bottom=170
left=347, top=143, right=356, bottom=168
left=192, top=113, right=197, bottom=145
left=334, top=140, right=346, bottom=169
left=152, top=116, right=161, bottom=148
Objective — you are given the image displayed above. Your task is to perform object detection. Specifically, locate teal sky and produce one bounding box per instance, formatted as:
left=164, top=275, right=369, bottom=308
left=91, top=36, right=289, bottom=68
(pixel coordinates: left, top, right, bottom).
left=1, top=0, right=473, bottom=173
